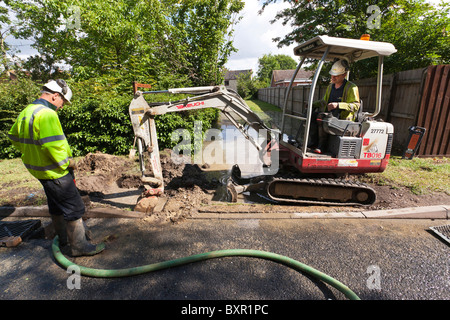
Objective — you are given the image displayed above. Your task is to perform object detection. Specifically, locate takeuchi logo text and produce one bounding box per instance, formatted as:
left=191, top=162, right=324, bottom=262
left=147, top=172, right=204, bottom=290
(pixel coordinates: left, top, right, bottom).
left=175, top=101, right=205, bottom=110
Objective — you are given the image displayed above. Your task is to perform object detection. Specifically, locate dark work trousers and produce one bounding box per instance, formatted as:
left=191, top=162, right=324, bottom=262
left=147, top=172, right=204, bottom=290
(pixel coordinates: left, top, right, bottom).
left=308, top=109, right=339, bottom=150
left=39, top=172, right=85, bottom=221
left=308, top=110, right=320, bottom=148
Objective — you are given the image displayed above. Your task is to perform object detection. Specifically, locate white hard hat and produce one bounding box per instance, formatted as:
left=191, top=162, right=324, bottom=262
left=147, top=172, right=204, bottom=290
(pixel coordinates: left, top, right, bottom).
left=42, top=79, right=72, bottom=104
left=329, top=60, right=349, bottom=76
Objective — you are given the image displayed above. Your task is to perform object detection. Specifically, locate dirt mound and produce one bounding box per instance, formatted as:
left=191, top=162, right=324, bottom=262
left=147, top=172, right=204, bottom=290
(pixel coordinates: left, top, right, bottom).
left=77, top=152, right=128, bottom=173
left=75, top=151, right=221, bottom=223
left=154, top=153, right=221, bottom=222
left=76, top=152, right=135, bottom=196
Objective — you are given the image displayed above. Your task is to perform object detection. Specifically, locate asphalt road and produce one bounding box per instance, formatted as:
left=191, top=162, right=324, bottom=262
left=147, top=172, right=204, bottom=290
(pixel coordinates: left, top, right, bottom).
left=1, top=215, right=449, bottom=311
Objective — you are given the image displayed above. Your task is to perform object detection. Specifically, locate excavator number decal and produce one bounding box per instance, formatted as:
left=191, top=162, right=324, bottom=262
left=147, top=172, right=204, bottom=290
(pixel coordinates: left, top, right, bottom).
left=363, top=152, right=383, bottom=159
left=175, top=101, right=205, bottom=110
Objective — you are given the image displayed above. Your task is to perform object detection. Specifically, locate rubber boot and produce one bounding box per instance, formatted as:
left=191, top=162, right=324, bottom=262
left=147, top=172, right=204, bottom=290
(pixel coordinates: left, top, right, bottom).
left=83, top=219, right=92, bottom=241
left=51, top=215, right=68, bottom=247
left=67, top=218, right=105, bottom=257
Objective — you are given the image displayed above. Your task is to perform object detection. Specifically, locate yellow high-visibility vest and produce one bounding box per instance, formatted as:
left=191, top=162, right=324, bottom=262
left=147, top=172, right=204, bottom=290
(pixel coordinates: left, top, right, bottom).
left=8, top=99, right=72, bottom=180
left=313, top=80, right=361, bottom=121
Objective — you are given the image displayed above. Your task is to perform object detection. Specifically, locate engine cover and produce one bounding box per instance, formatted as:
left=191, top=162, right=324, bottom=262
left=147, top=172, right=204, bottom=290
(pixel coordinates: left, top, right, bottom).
left=359, top=121, right=394, bottom=160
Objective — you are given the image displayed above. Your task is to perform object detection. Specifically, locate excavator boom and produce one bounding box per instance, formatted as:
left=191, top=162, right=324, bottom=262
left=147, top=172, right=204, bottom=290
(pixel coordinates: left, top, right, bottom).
left=129, top=85, right=279, bottom=192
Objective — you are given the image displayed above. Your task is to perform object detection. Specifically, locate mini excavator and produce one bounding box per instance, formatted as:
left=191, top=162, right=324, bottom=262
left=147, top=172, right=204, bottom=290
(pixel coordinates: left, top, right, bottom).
left=129, top=35, right=397, bottom=206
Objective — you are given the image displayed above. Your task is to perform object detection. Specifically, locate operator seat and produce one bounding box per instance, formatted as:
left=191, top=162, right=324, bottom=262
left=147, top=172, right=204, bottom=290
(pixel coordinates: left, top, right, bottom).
left=321, top=100, right=364, bottom=137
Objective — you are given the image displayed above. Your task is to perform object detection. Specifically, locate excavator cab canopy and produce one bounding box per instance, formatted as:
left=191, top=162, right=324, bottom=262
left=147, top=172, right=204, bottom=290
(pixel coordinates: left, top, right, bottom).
left=281, top=35, right=397, bottom=154
left=293, top=35, right=397, bottom=62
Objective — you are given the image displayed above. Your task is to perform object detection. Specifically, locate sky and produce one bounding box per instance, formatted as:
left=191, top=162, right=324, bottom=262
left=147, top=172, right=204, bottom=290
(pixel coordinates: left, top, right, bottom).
left=224, top=0, right=298, bottom=75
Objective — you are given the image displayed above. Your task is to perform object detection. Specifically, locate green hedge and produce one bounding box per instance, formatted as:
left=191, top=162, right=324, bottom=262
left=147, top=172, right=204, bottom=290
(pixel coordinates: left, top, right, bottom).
left=0, top=78, right=41, bottom=159
left=0, top=78, right=219, bottom=159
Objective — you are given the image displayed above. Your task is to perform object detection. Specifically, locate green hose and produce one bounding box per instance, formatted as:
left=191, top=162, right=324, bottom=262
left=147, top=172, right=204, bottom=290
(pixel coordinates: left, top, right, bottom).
left=52, top=236, right=360, bottom=300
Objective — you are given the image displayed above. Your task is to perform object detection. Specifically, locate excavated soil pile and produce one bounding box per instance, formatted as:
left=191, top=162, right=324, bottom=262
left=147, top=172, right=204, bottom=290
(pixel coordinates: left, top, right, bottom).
left=152, top=152, right=222, bottom=222
left=76, top=152, right=137, bottom=196
left=75, top=151, right=221, bottom=223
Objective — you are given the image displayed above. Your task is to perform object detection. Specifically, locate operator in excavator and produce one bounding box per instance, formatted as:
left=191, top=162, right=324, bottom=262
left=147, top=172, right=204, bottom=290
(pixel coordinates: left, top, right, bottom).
left=8, top=79, right=105, bottom=257
left=309, top=59, right=361, bottom=154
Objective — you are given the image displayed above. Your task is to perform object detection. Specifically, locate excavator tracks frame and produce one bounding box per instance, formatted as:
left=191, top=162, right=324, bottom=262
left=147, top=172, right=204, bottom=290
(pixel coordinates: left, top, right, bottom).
left=266, top=176, right=376, bottom=206
left=228, top=165, right=376, bottom=206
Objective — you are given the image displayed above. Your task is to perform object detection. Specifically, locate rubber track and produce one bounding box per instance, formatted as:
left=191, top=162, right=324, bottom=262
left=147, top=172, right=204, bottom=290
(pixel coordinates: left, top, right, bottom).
left=266, top=176, right=376, bottom=206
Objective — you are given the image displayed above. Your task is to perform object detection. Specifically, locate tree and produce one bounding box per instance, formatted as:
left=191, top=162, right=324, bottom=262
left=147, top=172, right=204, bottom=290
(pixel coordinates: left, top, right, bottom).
left=0, top=3, right=13, bottom=72
left=4, top=0, right=171, bottom=84
left=4, top=0, right=245, bottom=87
left=236, top=70, right=266, bottom=99
left=257, top=53, right=297, bottom=86
left=372, top=0, right=450, bottom=75
left=260, top=0, right=450, bottom=79
left=168, top=0, right=245, bottom=86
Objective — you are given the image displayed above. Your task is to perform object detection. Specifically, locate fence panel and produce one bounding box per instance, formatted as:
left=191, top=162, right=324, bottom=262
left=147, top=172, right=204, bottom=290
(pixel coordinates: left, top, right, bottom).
left=416, top=65, right=450, bottom=157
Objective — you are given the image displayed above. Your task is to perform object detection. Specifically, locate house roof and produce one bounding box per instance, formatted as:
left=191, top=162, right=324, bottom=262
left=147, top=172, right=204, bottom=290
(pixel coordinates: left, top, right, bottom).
left=271, top=69, right=313, bottom=85
left=224, top=69, right=252, bottom=80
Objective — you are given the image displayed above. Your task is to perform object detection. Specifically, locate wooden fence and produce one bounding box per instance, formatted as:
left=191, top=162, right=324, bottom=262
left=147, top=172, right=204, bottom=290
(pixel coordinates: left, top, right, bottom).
left=415, top=65, right=449, bottom=157
left=258, top=65, right=450, bottom=157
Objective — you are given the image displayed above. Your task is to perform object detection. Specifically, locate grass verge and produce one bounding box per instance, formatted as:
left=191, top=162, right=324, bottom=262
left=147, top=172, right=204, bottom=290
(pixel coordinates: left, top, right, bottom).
left=245, top=99, right=282, bottom=113
left=0, top=158, right=46, bottom=206
left=245, top=99, right=281, bottom=127
left=0, top=157, right=87, bottom=207
left=364, top=156, right=450, bottom=195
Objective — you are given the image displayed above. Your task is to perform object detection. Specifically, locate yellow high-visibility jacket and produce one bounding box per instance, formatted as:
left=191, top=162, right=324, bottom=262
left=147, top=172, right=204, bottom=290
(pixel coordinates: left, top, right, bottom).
left=8, top=99, right=72, bottom=180
left=313, top=80, right=361, bottom=121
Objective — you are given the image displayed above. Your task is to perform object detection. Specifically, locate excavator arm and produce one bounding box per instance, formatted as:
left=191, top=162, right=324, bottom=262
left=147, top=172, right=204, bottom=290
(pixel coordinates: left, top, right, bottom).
left=129, top=85, right=279, bottom=194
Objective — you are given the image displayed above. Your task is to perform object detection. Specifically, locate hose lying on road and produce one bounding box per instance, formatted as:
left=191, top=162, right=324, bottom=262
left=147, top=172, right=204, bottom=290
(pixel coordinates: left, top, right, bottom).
left=52, top=236, right=360, bottom=300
